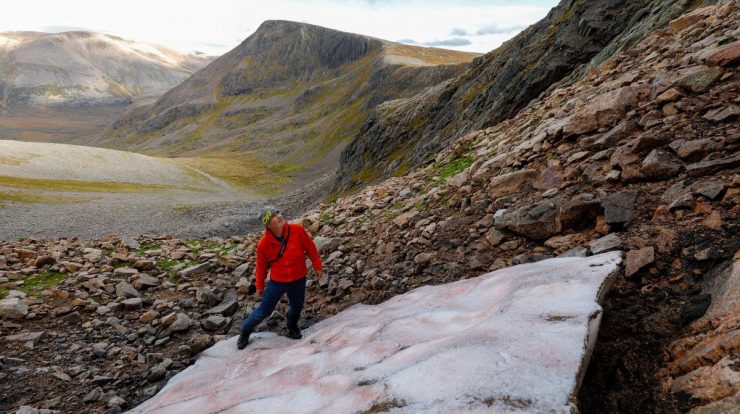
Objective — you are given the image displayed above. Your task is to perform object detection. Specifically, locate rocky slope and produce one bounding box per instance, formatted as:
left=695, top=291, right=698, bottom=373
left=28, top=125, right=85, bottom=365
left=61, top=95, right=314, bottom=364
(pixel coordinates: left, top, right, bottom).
left=0, top=31, right=213, bottom=109
left=334, top=0, right=724, bottom=193
left=98, top=21, right=478, bottom=188
left=1, top=3, right=739, bottom=414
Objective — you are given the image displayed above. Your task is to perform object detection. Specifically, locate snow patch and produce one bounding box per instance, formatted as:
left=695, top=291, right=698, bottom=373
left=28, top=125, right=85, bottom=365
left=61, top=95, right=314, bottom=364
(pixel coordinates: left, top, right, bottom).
left=129, top=252, right=622, bottom=414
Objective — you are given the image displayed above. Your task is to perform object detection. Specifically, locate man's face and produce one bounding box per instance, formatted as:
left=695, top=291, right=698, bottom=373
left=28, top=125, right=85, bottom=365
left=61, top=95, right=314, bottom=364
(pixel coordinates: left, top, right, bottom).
left=269, top=211, right=284, bottom=229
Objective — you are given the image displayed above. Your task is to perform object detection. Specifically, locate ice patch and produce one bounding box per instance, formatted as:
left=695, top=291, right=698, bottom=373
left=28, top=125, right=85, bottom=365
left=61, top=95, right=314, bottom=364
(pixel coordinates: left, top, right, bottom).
left=129, top=252, right=622, bottom=414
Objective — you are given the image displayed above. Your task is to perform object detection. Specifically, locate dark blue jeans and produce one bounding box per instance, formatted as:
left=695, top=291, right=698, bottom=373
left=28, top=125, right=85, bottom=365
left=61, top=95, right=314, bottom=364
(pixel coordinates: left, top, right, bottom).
left=241, top=277, right=306, bottom=334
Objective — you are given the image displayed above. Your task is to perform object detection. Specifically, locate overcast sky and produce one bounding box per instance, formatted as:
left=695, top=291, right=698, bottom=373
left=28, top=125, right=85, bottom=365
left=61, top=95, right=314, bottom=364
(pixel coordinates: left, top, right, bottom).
left=1, top=0, right=558, bottom=56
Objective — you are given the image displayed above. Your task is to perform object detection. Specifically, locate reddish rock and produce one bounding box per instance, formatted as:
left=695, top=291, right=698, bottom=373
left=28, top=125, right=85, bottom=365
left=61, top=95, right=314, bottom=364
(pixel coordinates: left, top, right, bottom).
left=565, top=85, right=646, bottom=135
left=625, top=246, right=655, bottom=277
left=704, top=40, right=740, bottom=67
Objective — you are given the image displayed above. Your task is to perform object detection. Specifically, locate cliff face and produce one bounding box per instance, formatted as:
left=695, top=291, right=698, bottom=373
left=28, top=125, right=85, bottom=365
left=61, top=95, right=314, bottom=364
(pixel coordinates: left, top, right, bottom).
left=101, top=21, right=478, bottom=189
left=0, top=31, right=213, bottom=109
left=335, top=0, right=721, bottom=193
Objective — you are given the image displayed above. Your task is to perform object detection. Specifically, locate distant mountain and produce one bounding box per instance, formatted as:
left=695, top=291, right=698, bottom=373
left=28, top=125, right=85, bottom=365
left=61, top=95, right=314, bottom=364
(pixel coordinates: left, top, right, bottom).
left=99, top=21, right=479, bottom=190
left=0, top=31, right=214, bottom=109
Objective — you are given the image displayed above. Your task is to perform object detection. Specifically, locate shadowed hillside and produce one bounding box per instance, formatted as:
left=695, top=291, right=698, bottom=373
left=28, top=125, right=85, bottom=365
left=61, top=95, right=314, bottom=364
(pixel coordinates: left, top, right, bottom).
left=334, top=0, right=724, bottom=193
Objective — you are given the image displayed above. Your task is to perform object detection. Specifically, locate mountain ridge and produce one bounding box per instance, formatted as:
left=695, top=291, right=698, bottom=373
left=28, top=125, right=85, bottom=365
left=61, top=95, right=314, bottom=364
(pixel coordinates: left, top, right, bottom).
left=0, top=30, right=215, bottom=109
left=99, top=20, right=479, bottom=193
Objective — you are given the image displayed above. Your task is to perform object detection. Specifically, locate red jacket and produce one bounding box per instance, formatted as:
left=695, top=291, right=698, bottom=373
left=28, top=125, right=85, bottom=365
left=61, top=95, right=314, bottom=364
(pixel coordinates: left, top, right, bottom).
left=255, top=222, right=322, bottom=291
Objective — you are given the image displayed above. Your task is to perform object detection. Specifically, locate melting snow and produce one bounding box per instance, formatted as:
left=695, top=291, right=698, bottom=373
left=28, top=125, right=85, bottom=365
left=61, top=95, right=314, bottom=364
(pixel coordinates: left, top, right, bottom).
left=129, top=252, right=622, bottom=414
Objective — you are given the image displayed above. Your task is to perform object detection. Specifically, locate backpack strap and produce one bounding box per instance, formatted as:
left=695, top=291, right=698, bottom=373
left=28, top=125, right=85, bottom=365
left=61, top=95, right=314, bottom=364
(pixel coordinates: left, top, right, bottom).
left=267, top=224, right=291, bottom=268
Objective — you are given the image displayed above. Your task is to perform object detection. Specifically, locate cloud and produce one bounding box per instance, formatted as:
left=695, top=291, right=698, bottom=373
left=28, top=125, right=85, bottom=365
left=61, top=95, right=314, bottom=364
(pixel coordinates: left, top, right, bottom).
left=40, top=25, right=96, bottom=33
left=450, top=28, right=468, bottom=36
left=476, top=23, right=526, bottom=35
left=423, top=37, right=471, bottom=47
left=396, top=38, right=419, bottom=45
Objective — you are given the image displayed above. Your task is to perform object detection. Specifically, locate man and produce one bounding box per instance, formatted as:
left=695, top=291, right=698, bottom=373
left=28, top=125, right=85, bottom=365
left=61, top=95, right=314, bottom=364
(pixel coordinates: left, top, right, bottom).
left=237, top=206, right=323, bottom=350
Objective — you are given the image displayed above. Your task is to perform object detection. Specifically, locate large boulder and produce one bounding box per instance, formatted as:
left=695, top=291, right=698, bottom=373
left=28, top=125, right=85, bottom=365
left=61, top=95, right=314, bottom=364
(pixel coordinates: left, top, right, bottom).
left=564, top=85, right=647, bottom=135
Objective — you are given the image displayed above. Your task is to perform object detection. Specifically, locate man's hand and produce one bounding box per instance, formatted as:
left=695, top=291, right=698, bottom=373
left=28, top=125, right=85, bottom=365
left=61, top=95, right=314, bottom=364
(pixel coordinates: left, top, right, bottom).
left=315, top=269, right=323, bottom=279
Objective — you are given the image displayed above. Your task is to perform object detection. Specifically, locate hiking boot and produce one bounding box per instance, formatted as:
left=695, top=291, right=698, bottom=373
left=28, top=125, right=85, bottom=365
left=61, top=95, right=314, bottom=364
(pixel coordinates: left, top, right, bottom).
left=237, top=330, right=251, bottom=350
left=287, top=325, right=302, bottom=340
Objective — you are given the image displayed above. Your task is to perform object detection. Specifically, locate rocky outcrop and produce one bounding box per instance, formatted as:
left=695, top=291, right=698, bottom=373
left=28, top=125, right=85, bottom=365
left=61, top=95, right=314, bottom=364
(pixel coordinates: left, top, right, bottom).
left=0, top=31, right=213, bottom=109
left=334, top=0, right=722, bottom=192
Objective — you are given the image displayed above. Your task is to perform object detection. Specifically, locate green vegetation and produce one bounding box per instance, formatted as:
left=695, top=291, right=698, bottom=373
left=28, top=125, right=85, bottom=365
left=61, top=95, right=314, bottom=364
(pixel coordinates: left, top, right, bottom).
left=156, top=258, right=179, bottom=269
left=0, top=190, right=91, bottom=205
left=138, top=242, right=162, bottom=255
left=437, top=156, right=474, bottom=184
left=0, top=175, right=200, bottom=194
left=0, top=271, right=68, bottom=298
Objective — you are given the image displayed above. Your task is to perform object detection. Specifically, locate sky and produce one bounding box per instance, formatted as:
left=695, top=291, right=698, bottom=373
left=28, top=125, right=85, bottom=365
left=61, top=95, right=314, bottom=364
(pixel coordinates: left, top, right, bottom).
left=1, top=0, right=559, bottom=56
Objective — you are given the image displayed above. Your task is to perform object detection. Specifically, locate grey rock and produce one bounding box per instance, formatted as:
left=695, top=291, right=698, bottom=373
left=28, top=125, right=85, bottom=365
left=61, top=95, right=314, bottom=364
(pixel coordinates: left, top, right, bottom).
left=82, top=387, right=104, bottom=403
left=107, top=396, right=126, bottom=408
left=495, top=200, right=559, bottom=240
left=147, top=365, right=167, bottom=382
left=641, top=149, right=681, bottom=179
left=203, top=315, right=226, bottom=330
left=121, top=236, right=140, bottom=250
left=205, top=293, right=238, bottom=317
left=314, top=236, right=339, bottom=254
left=113, top=267, right=139, bottom=277
left=691, top=180, right=725, bottom=200
left=337, top=278, right=354, bottom=291
left=231, top=263, right=250, bottom=277
left=15, top=406, right=60, bottom=414
left=169, top=313, right=192, bottom=332
left=589, top=233, right=622, bottom=254
left=133, top=274, right=159, bottom=290
left=603, top=190, right=638, bottom=225
left=121, top=298, right=143, bottom=309
left=0, top=297, right=29, bottom=319
left=91, top=343, right=109, bottom=357
left=115, top=281, right=141, bottom=299
left=178, top=262, right=211, bottom=277
left=560, top=247, right=590, bottom=258
left=686, top=155, right=740, bottom=177
left=5, top=331, right=46, bottom=342
left=511, top=254, right=554, bottom=265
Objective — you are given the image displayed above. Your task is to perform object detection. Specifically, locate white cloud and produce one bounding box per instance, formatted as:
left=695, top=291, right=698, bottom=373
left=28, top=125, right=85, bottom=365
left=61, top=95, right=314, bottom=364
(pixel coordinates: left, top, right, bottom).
left=1, top=0, right=556, bottom=55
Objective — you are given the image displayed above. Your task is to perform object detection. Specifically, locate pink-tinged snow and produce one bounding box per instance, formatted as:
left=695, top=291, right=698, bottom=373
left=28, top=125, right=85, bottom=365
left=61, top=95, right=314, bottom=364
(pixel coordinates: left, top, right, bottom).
left=129, top=252, right=622, bottom=414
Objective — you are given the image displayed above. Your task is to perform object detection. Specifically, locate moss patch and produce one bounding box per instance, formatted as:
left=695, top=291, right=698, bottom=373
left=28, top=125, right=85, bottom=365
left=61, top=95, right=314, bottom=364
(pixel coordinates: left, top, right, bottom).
left=5, top=271, right=69, bottom=298
left=0, top=175, right=201, bottom=194
left=437, top=156, right=473, bottom=184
